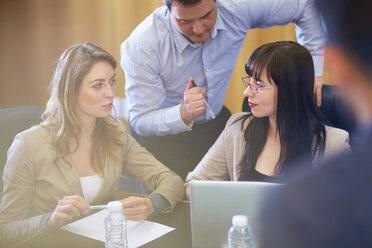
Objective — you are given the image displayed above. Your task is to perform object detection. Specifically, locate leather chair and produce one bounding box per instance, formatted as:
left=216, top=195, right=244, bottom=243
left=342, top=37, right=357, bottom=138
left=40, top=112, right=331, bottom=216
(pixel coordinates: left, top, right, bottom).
left=242, top=84, right=356, bottom=141
left=0, top=105, right=44, bottom=193
left=319, top=84, right=356, bottom=135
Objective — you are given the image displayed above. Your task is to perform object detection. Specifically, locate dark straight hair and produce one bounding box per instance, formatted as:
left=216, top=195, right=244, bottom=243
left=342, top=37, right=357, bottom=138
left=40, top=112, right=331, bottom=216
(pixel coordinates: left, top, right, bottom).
left=237, top=41, right=327, bottom=180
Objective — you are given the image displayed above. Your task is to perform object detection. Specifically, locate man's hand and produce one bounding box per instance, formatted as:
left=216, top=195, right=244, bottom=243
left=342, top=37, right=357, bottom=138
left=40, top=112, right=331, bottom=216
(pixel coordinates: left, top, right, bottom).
left=314, top=76, right=323, bottom=107
left=180, top=77, right=205, bottom=125
left=120, top=196, right=156, bottom=221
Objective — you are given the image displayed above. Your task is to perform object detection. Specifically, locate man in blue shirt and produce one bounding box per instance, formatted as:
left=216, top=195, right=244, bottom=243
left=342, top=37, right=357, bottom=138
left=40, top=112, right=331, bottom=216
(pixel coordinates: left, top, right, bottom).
left=258, top=0, right=372, bottom=247
left=121, top=0, right=325, bottom=179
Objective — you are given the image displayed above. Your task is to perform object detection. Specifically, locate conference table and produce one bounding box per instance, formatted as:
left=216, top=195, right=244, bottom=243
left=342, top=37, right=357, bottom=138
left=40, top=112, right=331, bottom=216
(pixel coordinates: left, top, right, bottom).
left=11, top=192, right=192, bottom=248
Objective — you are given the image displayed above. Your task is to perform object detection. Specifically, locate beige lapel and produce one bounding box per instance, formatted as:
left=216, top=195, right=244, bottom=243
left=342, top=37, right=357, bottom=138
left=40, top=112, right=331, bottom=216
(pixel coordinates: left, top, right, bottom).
left=90, top=155, right=119, bottom=204
left=56, top=156, right=84, bottom=197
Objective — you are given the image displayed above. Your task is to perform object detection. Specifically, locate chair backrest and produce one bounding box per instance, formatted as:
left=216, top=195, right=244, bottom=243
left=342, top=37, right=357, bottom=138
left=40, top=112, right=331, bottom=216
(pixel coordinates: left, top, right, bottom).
left=0, top=105, right=43, bottom=193
left=319, top=84, right=356, bottom=135
left=242, top=84, right=356, bottom=139
left=0, top=105, right=141, bottom=196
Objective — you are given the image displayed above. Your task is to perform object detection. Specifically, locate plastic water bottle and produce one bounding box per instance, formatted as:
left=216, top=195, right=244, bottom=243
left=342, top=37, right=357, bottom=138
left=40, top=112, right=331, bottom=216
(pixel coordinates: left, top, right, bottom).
left=227, top=215, right=253, bottom=248
left=104, top=201, right=128, bottom=248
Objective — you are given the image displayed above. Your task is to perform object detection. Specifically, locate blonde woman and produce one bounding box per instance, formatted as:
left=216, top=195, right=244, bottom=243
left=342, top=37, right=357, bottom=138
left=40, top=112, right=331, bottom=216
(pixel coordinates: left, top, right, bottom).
left=0, top=43, right=184, bottom=245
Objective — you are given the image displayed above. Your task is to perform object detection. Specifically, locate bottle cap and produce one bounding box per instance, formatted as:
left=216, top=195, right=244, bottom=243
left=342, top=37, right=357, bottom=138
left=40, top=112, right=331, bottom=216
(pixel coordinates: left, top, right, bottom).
left=232, top=215, right=248, bottom=227
left=107, top=201, right=123, bottom=212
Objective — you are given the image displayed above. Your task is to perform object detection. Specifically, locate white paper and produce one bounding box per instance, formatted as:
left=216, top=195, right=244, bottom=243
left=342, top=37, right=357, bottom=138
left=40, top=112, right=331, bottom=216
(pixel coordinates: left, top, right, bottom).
left=61, top=210, right=175, bottom=248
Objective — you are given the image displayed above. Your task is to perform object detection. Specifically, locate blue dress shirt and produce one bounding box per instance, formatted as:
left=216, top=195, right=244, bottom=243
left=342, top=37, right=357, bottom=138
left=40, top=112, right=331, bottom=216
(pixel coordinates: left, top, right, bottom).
left=121, top=0, right=325, bottom=136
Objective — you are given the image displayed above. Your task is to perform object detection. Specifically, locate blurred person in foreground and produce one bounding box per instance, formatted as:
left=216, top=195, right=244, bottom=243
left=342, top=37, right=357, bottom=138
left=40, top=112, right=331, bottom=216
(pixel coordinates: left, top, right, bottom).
left=258, top=0, right=372, bottom=247
left=0, top=42, right=184, bottom=246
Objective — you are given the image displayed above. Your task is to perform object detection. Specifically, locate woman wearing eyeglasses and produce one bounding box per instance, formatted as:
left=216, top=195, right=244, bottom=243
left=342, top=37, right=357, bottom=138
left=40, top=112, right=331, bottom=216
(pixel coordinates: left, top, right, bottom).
left=185, top=41, right=350, bottom=195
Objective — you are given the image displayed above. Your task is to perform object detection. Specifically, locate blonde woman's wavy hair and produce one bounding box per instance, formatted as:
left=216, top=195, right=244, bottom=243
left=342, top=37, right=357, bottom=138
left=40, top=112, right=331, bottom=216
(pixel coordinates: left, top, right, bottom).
left=42, top=42, right=123, bottom=173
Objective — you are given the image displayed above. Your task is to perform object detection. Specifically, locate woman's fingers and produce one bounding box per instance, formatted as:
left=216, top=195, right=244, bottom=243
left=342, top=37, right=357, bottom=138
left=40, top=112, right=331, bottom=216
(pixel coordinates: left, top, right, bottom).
left=62, top=195, right=90, bottom=213
left=121, top=196, right=155, bottom=221
left=48, top=195, right=90, bottom=227
left=49, top=195, right=156, bottom=227
left=59, top=197, right=90, bottom=214
left=125, top=212, right=148, bottom=222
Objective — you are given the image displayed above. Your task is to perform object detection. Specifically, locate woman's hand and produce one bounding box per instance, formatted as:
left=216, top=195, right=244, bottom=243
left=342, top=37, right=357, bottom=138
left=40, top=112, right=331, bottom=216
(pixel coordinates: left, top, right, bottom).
left=120, top=196, right=155, bottom=221
left=47, top=195, right=90, bottom=228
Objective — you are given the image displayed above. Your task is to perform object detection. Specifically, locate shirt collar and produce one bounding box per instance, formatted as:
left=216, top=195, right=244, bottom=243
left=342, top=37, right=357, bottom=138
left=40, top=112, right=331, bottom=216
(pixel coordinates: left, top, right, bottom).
left=213, top=10, right=226, bottom=37
left=170, top=8, right=227, bottom=53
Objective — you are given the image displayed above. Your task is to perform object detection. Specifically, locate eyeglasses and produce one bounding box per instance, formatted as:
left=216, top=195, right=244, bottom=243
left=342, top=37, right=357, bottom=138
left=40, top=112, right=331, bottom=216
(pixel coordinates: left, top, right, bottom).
left=242, top=76, right=276, bottom=94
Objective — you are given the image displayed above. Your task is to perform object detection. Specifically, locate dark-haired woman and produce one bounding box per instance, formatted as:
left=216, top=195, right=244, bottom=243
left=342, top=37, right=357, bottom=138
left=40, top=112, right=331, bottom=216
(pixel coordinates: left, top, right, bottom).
left=185, top=41, right=350, bottom=196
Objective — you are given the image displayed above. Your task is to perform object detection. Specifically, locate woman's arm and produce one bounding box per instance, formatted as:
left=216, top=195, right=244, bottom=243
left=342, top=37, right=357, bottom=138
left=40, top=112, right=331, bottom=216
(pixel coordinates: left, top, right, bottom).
left=184, top=113, right=249, bottom=198
left=184, top=125, right=231, bottom=198
left=0, top=135, right=54, bottom=243
left=0, top=133, right=91, bottom=245
left=121, top=125, right=184, bottom=214
left=0, top=133, right=44, bottom=245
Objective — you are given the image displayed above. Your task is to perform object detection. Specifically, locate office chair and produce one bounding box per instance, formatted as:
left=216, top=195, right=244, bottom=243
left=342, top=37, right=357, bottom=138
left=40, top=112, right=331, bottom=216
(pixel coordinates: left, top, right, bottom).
left=0, top=105, right=44, bottom=193
left=319, top=84, right=356, bottom=135
left=242, top=84, right=356, bottom=141
left=0, top=105, right=140, bottom=195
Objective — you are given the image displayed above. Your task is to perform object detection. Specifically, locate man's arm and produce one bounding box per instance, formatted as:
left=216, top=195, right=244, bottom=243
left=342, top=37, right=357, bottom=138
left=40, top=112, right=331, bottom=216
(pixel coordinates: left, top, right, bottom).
left=121, top=39, right=193, bottom=136
left=234, top=0, right=325, bottom=105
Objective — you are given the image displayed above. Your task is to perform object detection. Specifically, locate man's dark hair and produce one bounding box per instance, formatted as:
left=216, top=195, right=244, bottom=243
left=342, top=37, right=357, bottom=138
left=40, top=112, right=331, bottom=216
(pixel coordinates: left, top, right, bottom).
left=163, top=0, right=203, bottom=11
left=314, top=0, right=372, bottom=76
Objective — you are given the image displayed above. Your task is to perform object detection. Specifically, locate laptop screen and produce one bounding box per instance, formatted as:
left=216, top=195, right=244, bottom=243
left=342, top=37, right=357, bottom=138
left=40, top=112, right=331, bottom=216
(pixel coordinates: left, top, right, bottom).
left=189, top=180, right=280, bottom=248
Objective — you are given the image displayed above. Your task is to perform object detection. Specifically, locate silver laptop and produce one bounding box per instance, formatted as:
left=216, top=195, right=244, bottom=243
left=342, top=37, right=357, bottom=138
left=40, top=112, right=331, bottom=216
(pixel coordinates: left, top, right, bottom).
left=189, top=180, right=280, bottom=248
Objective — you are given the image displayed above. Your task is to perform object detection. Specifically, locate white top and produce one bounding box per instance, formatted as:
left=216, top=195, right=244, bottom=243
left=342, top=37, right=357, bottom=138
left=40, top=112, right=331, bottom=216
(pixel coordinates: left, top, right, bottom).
left=80, top=174, right=104, bottom=203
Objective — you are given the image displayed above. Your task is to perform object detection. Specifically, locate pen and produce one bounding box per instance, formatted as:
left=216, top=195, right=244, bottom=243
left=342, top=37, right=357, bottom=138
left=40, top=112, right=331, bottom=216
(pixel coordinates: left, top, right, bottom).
left=90, top=205, right=107, bottom=210
left=191, top=80, right=216, bottom=119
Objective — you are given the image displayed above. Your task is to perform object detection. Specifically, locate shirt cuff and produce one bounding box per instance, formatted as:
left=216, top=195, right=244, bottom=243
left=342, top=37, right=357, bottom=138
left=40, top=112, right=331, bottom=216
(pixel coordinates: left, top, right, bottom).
left=164, top=104, right=193, bottom=133
left=39, top=211, right=53, bottom=231
left=145, top=193, right=171, bottom=215
left=313, top=54, right=324, bottom=77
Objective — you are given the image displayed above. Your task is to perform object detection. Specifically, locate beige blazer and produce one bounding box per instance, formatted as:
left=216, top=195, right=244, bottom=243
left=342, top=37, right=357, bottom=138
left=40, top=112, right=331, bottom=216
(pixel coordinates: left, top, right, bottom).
left=0, top=120, right=184, bottom=244
left=185, top=112, right=351, bottom=197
